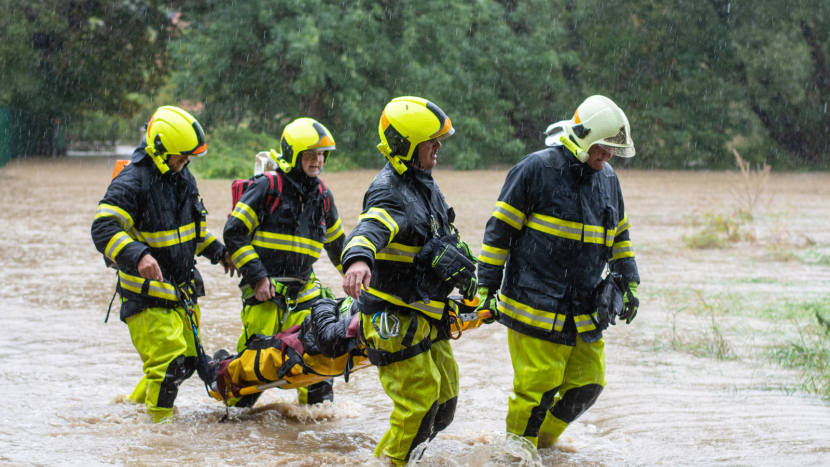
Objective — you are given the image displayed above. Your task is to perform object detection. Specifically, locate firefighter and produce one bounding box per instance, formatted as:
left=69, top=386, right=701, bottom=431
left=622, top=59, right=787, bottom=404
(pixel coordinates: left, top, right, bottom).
left=341, top=96, right=478, bottom=465
left=223, top=118, right=346, bottom=408
left=477, top=95, right=641, bottom=449
left=91, top=106, right=235, bottom=423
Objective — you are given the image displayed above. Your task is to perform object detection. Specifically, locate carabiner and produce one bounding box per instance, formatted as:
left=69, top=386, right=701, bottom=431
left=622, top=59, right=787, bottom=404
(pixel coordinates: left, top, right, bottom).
left=372, top=312, right=401, bottom=339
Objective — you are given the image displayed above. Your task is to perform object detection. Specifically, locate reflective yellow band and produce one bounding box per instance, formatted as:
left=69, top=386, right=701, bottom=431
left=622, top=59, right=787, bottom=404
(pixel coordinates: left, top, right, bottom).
left=231, top=202, right=260, bottom=233
left=479, top=244, right=508, bottom=266
left=526, top=213, right=582, bottom=241
left=252, top=231, right=323, bottom=258
left=105, top=231, right=133, bottom=261
left=611, top=240, right=634, bottom=260
left=196, top=231, right=216, bottom=255
left=617, top=215, right=631, bottom=235
left=604, top=227, right=617, bottom=246
left=297, top=282, right=322, bottom=304
left=574, top=313, right=597, bottom=333
left=343, top=235, right=377, bottom=256
left=138, top=222, right=197, bottom=248
left=359, top=208, right=399, bottom=242
left=325, top=217, right=344, bottom=243
left=376, top=243, right=422, bottom=263
left=231, top=245, right=259, bottom=268
left=118, top=271, right=178, bottom=302
left=336, top=263, right=343, bottom=274
left=583, top=225, right=606, bottom=245
left=498, top=294, right=564, bottom=332
left=492, top=201, right=526, bottom=230
left=363, top=286, right=445, bottom=320
left=95, top=203, right=135, bottom=231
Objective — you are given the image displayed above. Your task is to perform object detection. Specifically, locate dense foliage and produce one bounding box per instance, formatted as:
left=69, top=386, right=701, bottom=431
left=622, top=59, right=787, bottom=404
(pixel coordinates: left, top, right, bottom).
left=0, top=0, right=171, bottom=154
left=3, top=0, right=829, bottom=169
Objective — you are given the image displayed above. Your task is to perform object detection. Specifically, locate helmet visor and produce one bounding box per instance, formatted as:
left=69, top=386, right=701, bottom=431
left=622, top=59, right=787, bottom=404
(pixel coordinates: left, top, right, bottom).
left=598, top=143, right=635, bottom=158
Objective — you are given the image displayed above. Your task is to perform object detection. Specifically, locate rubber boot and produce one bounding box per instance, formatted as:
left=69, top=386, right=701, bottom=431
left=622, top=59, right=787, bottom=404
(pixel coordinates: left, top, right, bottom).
left=128, top=377, right=148, bottom=404
left=537, top=415, right=569, bottom=448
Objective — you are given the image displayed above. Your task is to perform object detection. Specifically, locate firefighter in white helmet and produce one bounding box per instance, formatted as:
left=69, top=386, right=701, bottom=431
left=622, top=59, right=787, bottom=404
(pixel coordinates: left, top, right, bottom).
left=477, top=95, right=640, bottom=449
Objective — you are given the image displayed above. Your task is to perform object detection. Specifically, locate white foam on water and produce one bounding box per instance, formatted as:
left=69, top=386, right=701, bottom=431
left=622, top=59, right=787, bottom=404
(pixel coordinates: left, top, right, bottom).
left=248, top=398, right=363, bottom=423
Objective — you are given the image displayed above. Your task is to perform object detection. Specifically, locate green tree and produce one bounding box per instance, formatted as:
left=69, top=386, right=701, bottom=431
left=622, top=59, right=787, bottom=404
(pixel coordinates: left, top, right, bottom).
left=0, top=0, right=172, bottom=155
left=173, top=0, right=574, bottom=169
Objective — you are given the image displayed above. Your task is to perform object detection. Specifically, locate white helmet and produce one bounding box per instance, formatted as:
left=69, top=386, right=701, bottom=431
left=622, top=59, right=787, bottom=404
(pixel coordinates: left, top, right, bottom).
left=544, top=95, right=635, bottom=163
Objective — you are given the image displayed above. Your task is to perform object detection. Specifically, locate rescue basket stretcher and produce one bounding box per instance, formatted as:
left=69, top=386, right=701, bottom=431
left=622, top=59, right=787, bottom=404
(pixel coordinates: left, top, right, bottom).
left=209, top=296, right=488, bottom=402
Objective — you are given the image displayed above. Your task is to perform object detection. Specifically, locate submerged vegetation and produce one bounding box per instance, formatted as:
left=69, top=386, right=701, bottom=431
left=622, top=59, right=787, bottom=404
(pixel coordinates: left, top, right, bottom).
left=654, top=288, right=830, bottom=400
left=768, top=306, right=830, bottom=400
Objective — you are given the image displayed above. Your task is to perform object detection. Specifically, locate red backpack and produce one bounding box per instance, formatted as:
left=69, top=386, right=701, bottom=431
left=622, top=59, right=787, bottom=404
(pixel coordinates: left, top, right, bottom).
left=229, top=171, right=283, bottom=219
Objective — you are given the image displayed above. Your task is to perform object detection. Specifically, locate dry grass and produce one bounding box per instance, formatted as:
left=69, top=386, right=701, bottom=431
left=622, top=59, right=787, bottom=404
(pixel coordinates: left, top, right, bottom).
left=685, top=150, right=772, bottom=249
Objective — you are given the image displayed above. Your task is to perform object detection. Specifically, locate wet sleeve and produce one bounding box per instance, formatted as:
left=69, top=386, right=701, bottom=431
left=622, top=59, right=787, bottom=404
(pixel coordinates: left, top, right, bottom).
left=196, top=225, right=227, bottom=264
left=223, top=176, right=269, bottom=287
left=323, top=192, right=346, bottom=276
left=609, top=181, right=640, bottom=284
left=91, top=172, right=150, bottom=270
left=340, top=187, right=409, bottom=272
left=478, top=160, right=536, bottom=289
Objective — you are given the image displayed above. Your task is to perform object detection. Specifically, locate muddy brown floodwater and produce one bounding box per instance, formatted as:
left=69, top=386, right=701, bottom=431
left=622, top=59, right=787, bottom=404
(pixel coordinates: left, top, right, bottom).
left=1, top=156, right=829, bottom=466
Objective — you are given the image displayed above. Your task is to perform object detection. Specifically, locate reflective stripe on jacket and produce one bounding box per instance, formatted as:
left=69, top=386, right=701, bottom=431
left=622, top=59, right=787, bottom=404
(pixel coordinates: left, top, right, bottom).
left=478, top=146, right=639, bottom=345
left=223, top=168, right=345, bottom=304
left=90, top=140, right=226, bottom=321
left=340, top=162, right=456, bottom=319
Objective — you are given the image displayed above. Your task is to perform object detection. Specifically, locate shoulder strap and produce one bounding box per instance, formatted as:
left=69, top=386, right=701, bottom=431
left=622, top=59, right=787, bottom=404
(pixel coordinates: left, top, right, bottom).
left=318, top=179, right=331, bottom=213
left=263, top=171, right=283, bottom=214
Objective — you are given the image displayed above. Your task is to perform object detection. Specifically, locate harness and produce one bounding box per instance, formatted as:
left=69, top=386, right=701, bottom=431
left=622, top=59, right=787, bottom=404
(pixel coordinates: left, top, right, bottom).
left=230, top=171, right=284, bottom=217
left=359, top=298, right=476, bottom=367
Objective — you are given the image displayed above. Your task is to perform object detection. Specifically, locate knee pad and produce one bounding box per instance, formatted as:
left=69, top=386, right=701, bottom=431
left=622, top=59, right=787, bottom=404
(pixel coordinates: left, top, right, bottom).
left=549, top=383, right=604, bottom=424
left=157, top=355, right=193, bottom=408
left=431, top=396, right=457, bottom=436
left=306, top=379, right=335, bottom=404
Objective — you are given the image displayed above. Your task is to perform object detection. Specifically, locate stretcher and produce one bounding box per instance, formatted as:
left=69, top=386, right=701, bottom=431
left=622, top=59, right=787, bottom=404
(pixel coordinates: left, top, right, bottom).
left=209, top=296, right=488, bottom=402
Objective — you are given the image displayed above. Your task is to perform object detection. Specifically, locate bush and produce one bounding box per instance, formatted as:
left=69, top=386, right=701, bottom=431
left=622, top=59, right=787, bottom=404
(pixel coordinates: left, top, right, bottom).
left=189, top=127, right=281, bottom=179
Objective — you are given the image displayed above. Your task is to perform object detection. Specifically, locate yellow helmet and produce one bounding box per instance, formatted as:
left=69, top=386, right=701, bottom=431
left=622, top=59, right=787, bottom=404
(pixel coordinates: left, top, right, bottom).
left=543, top=95, right=635, bottom=163
left=144, top=106, right=207, bottom=175
left=272, top=118, right=336, bottom=173
left=377, top=96, right=455, bottom=174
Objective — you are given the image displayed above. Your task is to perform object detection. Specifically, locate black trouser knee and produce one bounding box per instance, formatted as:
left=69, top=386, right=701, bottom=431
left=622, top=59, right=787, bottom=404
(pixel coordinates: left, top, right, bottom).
left=549, top=384, right=604, bottom=423
left=157, top=355, right=196, bottom=409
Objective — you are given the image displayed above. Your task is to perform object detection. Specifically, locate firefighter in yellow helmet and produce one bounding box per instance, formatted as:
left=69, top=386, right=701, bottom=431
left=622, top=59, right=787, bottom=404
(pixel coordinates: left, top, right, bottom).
left=91, top=106, right=236, bottom=423
left=223, top=117, right=346, bottom=407
left=341, top=97, right=478, bottom=465
left=477, top=95, right=640, bottom=449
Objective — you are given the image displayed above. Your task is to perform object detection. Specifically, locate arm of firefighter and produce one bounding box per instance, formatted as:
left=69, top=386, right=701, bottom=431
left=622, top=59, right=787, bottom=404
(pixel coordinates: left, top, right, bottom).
left=323, top=192, right=346, bottom=276
left=91, top=173, right=149, bottom=270
left=196, top=225, right=227, bottom=264
left=609, top=186, right=640, bottom=285
left=478, top=162, right=534, bottom=288
left=223, top=176, right=269, bottom=286
left=340, top=188, right=408, bottom=273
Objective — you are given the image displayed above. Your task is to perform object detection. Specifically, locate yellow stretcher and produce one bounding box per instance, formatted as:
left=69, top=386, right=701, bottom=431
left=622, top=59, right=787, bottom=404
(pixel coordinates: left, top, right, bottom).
left=209, top=298, right=488, bottom=402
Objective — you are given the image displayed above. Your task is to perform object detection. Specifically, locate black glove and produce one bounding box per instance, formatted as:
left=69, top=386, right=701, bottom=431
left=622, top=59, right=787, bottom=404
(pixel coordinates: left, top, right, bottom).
left=594, top=273, right=625, bottom=330
left=416, top=237, right=478, bottom=300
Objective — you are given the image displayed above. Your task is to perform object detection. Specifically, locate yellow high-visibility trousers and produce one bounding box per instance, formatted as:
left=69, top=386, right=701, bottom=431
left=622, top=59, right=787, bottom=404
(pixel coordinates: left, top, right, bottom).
left=231, top=299, right=333, bottom=407
left=125, top=304, right=202, bottom=423
left=363, top=312, right=459, bottom=466
left=505, top=328, right=606, bottom=448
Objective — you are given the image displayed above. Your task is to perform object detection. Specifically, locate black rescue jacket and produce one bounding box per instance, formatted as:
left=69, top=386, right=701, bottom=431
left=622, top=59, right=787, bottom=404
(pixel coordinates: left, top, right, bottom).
left=478, top=146, right=640, bottom=345
left=341, top=162, right=458, bottom=321
left=91, top=140, right=227, bottom=322
left=222, top=167, right=345, bottom=307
